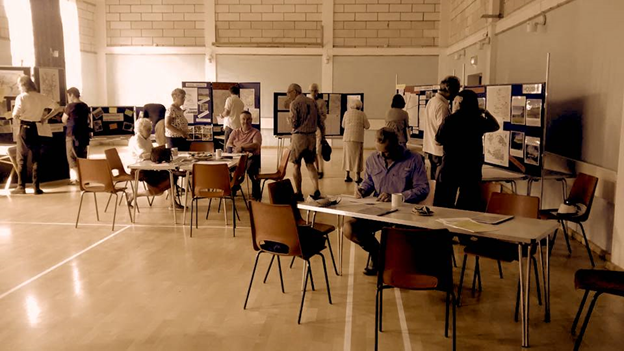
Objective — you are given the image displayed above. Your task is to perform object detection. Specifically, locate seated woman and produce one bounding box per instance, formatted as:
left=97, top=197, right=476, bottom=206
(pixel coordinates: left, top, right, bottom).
left=128, top=118, right=182, bottom=208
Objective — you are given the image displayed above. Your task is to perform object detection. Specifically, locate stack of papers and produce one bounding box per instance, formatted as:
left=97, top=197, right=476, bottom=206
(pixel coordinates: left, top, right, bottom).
left=437, top=218, right=497, bottom=233
left=305, top=196, right=341, bottom=207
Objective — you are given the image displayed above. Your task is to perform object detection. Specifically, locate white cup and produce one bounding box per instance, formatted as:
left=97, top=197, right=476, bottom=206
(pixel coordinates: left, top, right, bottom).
left=171, top=147, right=178, bottom=157
left=215, top=149, right=222, bottom=160
left=391, top=193, right=404, bottom=208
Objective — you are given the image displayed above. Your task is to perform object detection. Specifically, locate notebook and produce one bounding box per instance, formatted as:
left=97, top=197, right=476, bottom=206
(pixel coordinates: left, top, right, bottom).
left=357, top=207, right=398, bottom=216
left=471, top=213, right=514, bottom=225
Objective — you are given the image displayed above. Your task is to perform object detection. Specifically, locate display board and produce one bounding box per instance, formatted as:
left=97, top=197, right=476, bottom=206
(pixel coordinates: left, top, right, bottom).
left=464, top=83, right=546, bottom=177
left=181, top=81, right=213, bottom=124
left=34, top=67, right=67, bottom=106
left=210, top=82, right=261, bottom=130
left=273, top=92, right=364, bottom=136
left=90, top=106, right=135, bottom=136
left=399, top=84, right=440, bottom=139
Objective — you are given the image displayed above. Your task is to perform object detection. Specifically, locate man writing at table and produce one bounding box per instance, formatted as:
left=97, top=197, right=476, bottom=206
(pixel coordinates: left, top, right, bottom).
left=226, top=111, right=262, bottom=200
left=345, top=128, right=429, bottom=275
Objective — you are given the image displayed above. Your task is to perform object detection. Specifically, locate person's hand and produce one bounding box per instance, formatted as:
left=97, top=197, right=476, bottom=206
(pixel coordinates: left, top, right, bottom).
left=354, top=187, right=363, bottom=199
left=234, top=147, right=243, bottom=153
left=377, top=193, right=391, bottom=202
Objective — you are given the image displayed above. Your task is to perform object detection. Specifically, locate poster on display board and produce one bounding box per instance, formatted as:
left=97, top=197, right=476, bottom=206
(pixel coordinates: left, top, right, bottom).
left=182, top=82, right=212, bottom=124
left=211, top=82, right=261, bottom=128
left=91, top=106, right=135, bottom=136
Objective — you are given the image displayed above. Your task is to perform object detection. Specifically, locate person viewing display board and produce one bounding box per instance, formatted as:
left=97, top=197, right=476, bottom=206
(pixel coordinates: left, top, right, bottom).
left=273, top=92, right=364, bottom=136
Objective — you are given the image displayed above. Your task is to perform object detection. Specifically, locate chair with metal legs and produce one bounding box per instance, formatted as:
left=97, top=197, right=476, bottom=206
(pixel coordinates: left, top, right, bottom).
left=256, top=148, right=291, bottom=198
left=540, top=173, right=599, bottom=267
left=75, top=158, right=133, bottom=231
left=375, top=227, right=456, bottom=351
left=571, top=269, right=624, bottom=350
left=267, top=179, right=339, bottom=276
left=244, top=201, right=332, bottom=324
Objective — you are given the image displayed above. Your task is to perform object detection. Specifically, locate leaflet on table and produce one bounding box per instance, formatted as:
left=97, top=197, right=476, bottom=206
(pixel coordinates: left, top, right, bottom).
left=437, top=218, right=497, bottom=233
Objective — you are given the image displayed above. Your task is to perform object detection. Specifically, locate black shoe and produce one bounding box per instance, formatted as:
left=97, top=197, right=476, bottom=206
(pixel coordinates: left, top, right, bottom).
left=318, top=172, right=324, bottom=179
left=355, top=177, right=363, bottom=184
left=34, top=188, right=44, bottom=195
left=345, top=176, right=353, bottom=183
left=363, top=267, right=378, bottom=276
left=311, top=190, right=321, bottom=200
left=10, top=186, right=25, bottom=195
left=294, top=193, right=305, bottom=202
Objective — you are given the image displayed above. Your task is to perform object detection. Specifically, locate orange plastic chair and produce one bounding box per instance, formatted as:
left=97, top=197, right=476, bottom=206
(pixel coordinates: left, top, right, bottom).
left=268, top=179, right=338, bottom=275
left=244, top=201, right=332, bottom=324
left=257, top=148, right=291, bottom=198
left=375, top=227, right=456, bottom=350
left=190, top=163, right=235, bottom=237
left=76, top=158, right=132, bottom=231
left=541, top=173, right=598, bottom=267
left=104, top=148, right=144, bottom=211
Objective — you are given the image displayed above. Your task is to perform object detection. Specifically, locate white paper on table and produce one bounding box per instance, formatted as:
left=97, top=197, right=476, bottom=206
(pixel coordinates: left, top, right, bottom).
left=484, top=130, right=510, bottom=167
left=486, top=85, right=512, bottom=122
left=437, top=218, right=497, bottom=233
left=277, top=112, right=291, bottom=134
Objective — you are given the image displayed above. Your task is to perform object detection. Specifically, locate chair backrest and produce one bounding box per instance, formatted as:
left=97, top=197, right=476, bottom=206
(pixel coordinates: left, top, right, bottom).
left=486, top=192, right=539, bottom=219
left=479, top=182, right=503, bottom=212
left=189, top=141, right=215, bottom=152
left=76, top=158, right=116, bottom=193
left=567, top=173, right=598, bottom=222
left=249, top=200, right=302, bottom=256
left=417, top=180, right=436, bottom=206
left=104, top=148, right=129, bottom=177
left=192, top=163, right=232, bottom=198
left=143, top=104, right=166, bottom=131
left=267, top=179, right=302, bottom=222
left=277, top=148, right=292, bottom=179
left=231, top=154, right=249, bottom=188
left=379, top=227, right=454, bottom=292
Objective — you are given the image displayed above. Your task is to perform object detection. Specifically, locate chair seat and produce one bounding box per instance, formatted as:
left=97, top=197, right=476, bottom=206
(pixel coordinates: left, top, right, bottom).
left=297, top=220, right=335, bottom=235
left=383, top=270, right=439, bottom=290
left=113, top=174, right=133, bottom=183
left=464, top=239, right=518, bottom=262
left=575, top=269, right=624, bottom=297
left=539, top=209, right=582, bottom=221
left=257, top=172, right=280, bottom=180
left=298, top=226, right=327, bottom=259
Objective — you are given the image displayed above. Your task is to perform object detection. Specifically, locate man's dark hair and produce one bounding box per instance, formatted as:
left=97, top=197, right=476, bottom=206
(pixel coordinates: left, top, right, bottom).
left=376, top=127, right=399, bottom=145
left=229, top=85, right=240, bottom=96
left=440, top=76, right=461, bottom=95
left=67, top=87, right=81, bottom=98
left=240, top=110, right=252, bottom=119
left=391, top=94, right=406, bottom=109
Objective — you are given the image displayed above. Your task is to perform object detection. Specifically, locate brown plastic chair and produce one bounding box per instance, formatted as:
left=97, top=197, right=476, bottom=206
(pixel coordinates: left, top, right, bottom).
left=75, top=158, right=132, bottom=231
left=243, top=201, right=332, bottom=324
left=189, top=141, right=215, bottom=152
left=257, top=148, right=291, bottom=198
left=267, top=179, right=338, bottom=275
left=541, top=173, right=598, bottom=267
left=457, top=192, right=543, bottom=318
left=375, top=227, right=456, bottom=351
left=103, top=148, right=146, bottom=211
left=190, top=162, right=236, bottom=237
left=571, top=269, right=624, bottom=350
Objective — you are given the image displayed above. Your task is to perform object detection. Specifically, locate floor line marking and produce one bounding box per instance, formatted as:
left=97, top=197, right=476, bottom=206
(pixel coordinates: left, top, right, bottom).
left=0, top=221, right=251, bottom=230
left=343, top=242, right=356, bottom=351
left=394, top=288, right=413, bottom=351
left=0, top=226, right=131, bottom=301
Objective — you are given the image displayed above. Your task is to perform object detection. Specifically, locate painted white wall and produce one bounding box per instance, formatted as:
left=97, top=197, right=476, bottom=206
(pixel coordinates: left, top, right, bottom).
left=0, top=38, right=11, bottom=65
left=105, top=54, right=205, bottom=107
left=216, top=54, right=323, bottom=147
left=79, top=52, right=102, bottom=106
left=333, top=56, right=439, bottom=148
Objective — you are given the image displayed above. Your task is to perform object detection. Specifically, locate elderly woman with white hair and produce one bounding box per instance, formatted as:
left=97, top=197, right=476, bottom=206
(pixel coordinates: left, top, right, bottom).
left=128, top=118, right=177, bottom=205
left=341, top=99, right=370, bottom=183
left=165, top=88, right=189, bottom=151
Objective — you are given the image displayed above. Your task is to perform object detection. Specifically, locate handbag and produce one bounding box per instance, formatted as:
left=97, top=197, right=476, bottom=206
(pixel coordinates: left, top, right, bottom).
left=150, top=145, right=172, bottom=163
left=321, top=139, right=332, bottom=162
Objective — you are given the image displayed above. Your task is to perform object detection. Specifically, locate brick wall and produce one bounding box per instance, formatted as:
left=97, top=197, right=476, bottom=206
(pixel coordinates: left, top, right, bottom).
left=0, top=1, right=9, bottom=40
left=78, top=1, right=96, bottom=52
left=215, top=0, right=322, bottom=46
left=448, top=0, right=487, bottom=45
left=502, top=0, right=538, bottom=16
left=105, top=0, right=205, bottom=47
left=334, top=0, right=441, bottom=48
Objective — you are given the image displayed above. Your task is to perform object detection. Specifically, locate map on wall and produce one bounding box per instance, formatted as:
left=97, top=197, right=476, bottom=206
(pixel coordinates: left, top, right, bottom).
left=37, top=68, right=61, bottom=103
left=0, top=70, right=24, bottom=98
left=486, top=85, right=512, bottom=122
left=484, top=130, right=510, bottom=167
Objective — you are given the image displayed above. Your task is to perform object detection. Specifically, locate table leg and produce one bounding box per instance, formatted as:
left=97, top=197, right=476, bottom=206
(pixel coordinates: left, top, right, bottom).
left=132, top=170, right=139, bottom=223
left=337, top=215, right=344, bottom=276
left=545, top=236, right=551, bottom=322
left=183, top=172, right=190, bottom=225
left=537, top=240, right=549, bottom=322
left=524, top=243, right=532, bottom=347
left=517, top=244, right=527, bottom=347
left=169, top=171, right=177, bottom=225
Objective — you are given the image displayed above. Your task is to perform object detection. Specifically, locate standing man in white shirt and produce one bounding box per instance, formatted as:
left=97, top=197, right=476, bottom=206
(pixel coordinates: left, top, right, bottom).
left=220, top=85, right=245, bottom=148
left=11, top=75, right=63, bottom=195
left=423, top=76, right=461, bottom=180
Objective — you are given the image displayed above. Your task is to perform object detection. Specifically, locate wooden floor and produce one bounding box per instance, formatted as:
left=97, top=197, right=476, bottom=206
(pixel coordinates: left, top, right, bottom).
left=0, top=149, right=622, bottom=351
